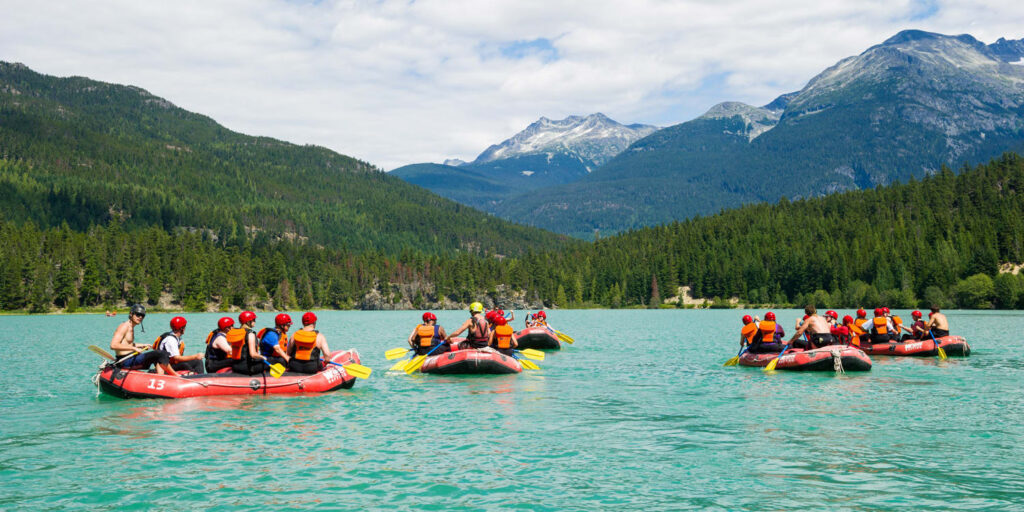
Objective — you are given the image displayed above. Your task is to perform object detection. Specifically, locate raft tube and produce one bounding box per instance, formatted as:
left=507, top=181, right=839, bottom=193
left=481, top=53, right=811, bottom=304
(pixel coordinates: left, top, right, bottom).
left=418, top=346, right=522, bottom=375
left=515, top=327, right=561, bottom=350
left=96, top=349, right=361, bottom=399
left=861, top=335, right=971, bottom=357
left=739, top=346, right=872, bottom=372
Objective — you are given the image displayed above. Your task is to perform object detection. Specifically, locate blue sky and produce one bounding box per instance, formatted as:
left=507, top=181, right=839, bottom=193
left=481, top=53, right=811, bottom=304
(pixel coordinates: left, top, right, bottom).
left=1, top=0, right=1022, bottom=169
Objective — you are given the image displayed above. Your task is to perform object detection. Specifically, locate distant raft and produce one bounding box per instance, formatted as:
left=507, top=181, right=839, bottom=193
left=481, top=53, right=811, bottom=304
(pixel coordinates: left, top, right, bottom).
left=418, top=344, right=522, bottom=375
left=515, top=327, right=561, bottom=350
left=95, top=349, right=362, bottom=399
left=739, top=346, right=872, bottom=372
left=861, top=335, right=971, bottom=357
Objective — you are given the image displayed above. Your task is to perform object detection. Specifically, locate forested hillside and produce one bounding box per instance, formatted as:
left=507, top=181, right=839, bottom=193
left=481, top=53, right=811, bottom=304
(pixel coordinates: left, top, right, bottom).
left=0, top=62, right=570, bottom=255
left=5, top=154, right=1024, bottom=312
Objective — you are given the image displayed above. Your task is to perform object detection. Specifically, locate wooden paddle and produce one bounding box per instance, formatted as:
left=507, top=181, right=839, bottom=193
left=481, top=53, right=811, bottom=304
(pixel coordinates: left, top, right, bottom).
left=88, top=345, right=138, bottom=365
left=322, top=360, right=372, bottom=379
left=763, top=344, right=790, bottom=372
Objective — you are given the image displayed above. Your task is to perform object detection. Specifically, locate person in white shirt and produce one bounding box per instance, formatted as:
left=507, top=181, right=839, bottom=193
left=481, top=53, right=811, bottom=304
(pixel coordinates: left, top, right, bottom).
left=154, top=316, right=205, bottom=374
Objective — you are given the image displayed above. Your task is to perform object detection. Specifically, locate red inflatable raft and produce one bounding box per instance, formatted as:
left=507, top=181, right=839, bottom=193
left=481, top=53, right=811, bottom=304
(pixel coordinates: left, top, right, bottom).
left=739, top=346, right=872, bottom=372
left=96, top=349, right=362, bottom=399
left=861, top=335, right=971, bottom=357
left=418, top=344, right=522, bottom=375
left=515, top=327, right=561, bottom=350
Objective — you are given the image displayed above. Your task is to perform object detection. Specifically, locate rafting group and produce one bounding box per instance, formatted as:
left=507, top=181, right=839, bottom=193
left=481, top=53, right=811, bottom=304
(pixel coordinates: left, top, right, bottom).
left=92, top=302, right=573, bottom=399
left=384, top=302, right=568, bottom=375
left=727, top=305, right=971, bottom=372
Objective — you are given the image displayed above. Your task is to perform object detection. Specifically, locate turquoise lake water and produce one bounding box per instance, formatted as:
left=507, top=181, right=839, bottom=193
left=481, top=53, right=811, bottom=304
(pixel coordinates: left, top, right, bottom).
left=1, top=309, right=1022, bottom=510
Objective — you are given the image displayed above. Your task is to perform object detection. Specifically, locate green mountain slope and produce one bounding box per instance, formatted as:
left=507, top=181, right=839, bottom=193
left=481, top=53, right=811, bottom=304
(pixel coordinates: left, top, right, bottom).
left=0, top=62, right=570, bottom=255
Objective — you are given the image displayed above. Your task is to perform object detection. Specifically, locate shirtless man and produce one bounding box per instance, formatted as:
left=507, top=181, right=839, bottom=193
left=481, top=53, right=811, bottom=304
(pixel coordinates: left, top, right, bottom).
left=109, top=304, right=177, bottom=375
left=789, top=305, right=834, bottom=349
left=925, top=306, right=950, bottom=338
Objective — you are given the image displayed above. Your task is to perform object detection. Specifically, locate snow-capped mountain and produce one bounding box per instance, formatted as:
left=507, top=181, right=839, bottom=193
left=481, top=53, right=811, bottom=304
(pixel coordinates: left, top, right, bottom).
left=472, top=113, right=658, bottom=169
left=493, top=30, right=1024, bottom=238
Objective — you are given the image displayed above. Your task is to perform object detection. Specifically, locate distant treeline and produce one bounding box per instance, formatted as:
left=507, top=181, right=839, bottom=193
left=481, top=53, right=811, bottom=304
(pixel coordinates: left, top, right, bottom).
left=4, top=154, right=1024, bottom=312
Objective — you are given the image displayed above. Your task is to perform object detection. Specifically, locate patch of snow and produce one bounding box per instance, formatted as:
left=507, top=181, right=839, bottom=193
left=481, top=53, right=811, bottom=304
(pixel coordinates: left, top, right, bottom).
left=521, top=171, right=534, bottom=176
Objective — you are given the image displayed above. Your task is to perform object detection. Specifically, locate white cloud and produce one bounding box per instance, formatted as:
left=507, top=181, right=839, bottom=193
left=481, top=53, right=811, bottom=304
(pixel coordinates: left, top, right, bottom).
left=1, top=0, right=1022, bottom=169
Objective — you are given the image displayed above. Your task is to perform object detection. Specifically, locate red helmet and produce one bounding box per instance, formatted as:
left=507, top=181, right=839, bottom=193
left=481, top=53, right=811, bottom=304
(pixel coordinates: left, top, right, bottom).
left=857, top=308, right=867, bottom=318
left=485, top=311, right=496, bottom=322
left=874, top=308, right=884, bottom=316
left=275, top=313, right=292, bottom=326
left=218, top=317, right=234, bottom=330
left=882, top=307, right=890, bottom=314
left=911, top=310, right=922, bottom=318
left=422, top=312, right=437, bottom=322
left=536, top=311, right=546, bottom=319
left=301, top=312, right=317, bottom=325
left=826, top=310, right=838, bottom=319
left=742, top=314, right=753, bottom=324
left=170, top=316, right=187, bottom=330
left=239, top=311, right=256, bottom=324
left=496, top=309, right=505, bottom=316
left=842, top=315, right=854, bottom=325
left=765, top=312, right=776, bottom=321
left=495, top=316, right=508, bottom=326
left=928, top=311, right=935, bottom=317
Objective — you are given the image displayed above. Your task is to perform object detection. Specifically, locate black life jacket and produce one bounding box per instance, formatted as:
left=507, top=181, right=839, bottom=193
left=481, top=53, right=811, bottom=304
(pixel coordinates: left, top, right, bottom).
left=205, top=330, right=227, bottom=361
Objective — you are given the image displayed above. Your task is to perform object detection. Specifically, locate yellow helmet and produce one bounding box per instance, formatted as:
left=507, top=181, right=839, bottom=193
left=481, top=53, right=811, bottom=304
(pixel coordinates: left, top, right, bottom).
left=469, top=302, right=484, bottom=313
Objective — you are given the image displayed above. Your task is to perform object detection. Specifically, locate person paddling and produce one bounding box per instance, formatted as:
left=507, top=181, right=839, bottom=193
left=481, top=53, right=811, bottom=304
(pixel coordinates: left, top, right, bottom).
left=153, top=316, right=205, bottom=374
left=447, top=302, right=490, bottom=349
left=749, top=312, right=784, bottom=353
left=924, top=306, right=950, bottom=338
left=904, top=310, right=928, bottom=340
left=225, top=311, right=268, bottom=375
left=488, top=315, right=518, bottom=356
left=739, top=315, right=758, bottom=351
left=287, top=312, right=331, bottom=374
left=204, top=317, right=235, bottom=373
left=408, top=312, right=449, bottom=355
left=790, top=305, right=834, bottom=349
left=108, top=304, right=178, bottom=376
left=258, top=314, right=293, bottom=368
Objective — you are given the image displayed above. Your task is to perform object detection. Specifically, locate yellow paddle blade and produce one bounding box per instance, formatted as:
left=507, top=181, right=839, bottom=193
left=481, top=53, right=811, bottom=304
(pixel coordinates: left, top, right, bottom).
left=763, top=357, right=779, bottom=372
left=937, top=346, right=948, bottom=360
left=389, top=358, right=412, bottom=371
left=519, top=359, right=540, bottom=370
left=519, top=349, right=545, bottom=361
left=385, top=348, right=411, bottom=360
left=723, top=356, right=739, bottom=367
left=555, top=331, right=575, bottom=344
left=342, top=363, right=372, bottom=379
left=404, top=355, right=427, bottom=374
left=88, top=345, right=115, bottom=360
left=269, top=363, right=286, bottom=379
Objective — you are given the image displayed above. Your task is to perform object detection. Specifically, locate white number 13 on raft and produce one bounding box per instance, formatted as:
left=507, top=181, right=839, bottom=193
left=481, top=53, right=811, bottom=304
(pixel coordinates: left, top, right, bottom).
left=147, top=379, right=166, bottom=390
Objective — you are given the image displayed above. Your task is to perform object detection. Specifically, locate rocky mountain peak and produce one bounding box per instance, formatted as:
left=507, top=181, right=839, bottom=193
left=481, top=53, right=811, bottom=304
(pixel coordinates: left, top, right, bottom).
left=472, top=113, right=658, bottom=167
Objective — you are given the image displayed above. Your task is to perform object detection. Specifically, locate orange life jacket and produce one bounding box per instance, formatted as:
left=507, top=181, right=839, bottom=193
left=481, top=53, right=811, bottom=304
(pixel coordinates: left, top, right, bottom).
left=154, top=332, right=185, bottom=355
left=872, top=317, right=888, bottom=335
left=494, top=324, right=514, bottom=349
left=892, top=315, right=903, bottom=332
left=416, top=324, right=439, bottom=347
left=741, top=323, right=758, bottom=344
left=758, top=321, right=776, bottom=343
left=854, top=318, right=868, bottom=330
left=292, top=329, right=319, bottom=361
left=225, top=328, right=248, bottom=359
left=257, top=327, right=288, bottom=354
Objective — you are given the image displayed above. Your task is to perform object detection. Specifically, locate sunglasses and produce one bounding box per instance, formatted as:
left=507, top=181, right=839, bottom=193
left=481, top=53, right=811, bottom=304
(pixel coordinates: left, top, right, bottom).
left=133, top=313, right=146, bottom=318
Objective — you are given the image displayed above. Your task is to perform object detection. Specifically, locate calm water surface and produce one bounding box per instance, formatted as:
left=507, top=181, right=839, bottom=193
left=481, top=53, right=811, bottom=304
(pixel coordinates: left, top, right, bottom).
left=1, top=310, right=1022, bottom=510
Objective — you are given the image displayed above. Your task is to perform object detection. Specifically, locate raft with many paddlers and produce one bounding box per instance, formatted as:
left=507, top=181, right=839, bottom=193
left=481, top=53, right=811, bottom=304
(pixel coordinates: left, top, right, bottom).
left=739, top=346, right=872, bottom=372
left=515, top=327, right=561, bottom=350
left=418, top=342, right=522, bottom=375
left=95, top=349, right=362, bottom=399
left=860, top=335, right=971, bottom=357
